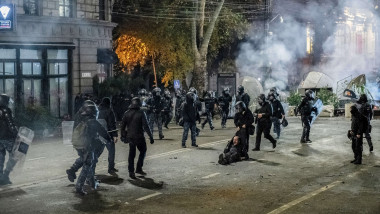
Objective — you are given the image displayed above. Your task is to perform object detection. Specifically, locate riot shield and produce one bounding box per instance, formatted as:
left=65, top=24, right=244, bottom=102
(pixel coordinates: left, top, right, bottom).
left=310, top=99, right=324, bottom=125
left=62, top=121, right=74, bottom=145
left=12, top=127, right=35, bottom=170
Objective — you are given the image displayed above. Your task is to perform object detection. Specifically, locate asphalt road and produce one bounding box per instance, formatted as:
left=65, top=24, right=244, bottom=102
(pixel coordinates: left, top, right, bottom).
left=0, top=117, right=379, bottom=214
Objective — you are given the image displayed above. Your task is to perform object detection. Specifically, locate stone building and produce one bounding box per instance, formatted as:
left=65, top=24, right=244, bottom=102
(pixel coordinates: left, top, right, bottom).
left=0, top=0, right=116, bottom=117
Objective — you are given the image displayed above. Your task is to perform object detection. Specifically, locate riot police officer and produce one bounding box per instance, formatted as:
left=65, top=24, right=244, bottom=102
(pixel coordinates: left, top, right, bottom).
left=349, top=105, right=366, bottom=164
left=189, top=87, right=201, bottom=136
left=175, top=89, right=186, bottom=124
left=253, top=94, right=277, bottom=151
left=146, top=88, right=165, bottom=139
left=181, top=92, right=199, bottom=148
left=162, top=89, right=174, bottom=129
left=236, top=85, right=250, bottom=108
left=218, top=87, right=232, bottom=128
left=297, top=90, right=317, bottom=143
left=201, top=91, right=217, bottom=130
left=354, top=94, right=373, bottom=152
left=268, top=92, right=285, bottom=139
left=0, top=94, right=18, bottom=185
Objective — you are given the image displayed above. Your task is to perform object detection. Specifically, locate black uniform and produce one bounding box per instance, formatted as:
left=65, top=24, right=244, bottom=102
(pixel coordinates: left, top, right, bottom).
left=354, top=95, right=373, bottom=152
left=297, top=91, right=316, bottom=143
left=254, top=96, right=277, bottom=150
left=218, top=91, right=232, bottom=128
left=349, top=106, right=367, bottom=164
left=175, top=90, right=186, bottom=124
left=201, top=93, right=217, bottom=130
left=98, top=97, right=118, bottom=173
left=121, top=98, right=154, bottom=178
left=269, top=98, right=285, bottom=138
left=0, top=95, right=18, bottom=185
left=236, top=93, right=250, bottom=109
left=162, top=92, right=174, bottom=128
left=146, top=89, right=165, bottom=139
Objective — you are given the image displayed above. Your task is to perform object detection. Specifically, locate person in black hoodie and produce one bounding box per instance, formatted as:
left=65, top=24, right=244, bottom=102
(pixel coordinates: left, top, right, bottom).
left=253, top=94, right=277, bottom=151
left=268, top=92, right=285, bottom=139
left=121, top=97, right=154, bottom=179
left=349, top=105, right=366, bottom=164
left=354, top=94, right=373, bottom=152
left=98, top=97, right=119, bottom=174
left=181, top=92, right=199, bottom=148
left=234, top=101, right=254, bottom=159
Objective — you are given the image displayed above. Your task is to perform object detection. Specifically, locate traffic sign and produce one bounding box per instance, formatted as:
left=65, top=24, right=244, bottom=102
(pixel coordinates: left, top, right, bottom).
left=174, top=80, right=181, bottom=89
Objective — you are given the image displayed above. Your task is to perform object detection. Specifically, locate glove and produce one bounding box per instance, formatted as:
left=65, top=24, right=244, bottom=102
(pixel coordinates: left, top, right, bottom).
left=150, top=138, right=155, bottom=144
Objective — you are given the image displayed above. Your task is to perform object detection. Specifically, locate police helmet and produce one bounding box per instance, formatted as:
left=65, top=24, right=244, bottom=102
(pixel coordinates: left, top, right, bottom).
left=235, top=101, right=246, bottom=113
left=189, top=87, right=197, bottom=95
left=164, top=90, right=171, bottom=98
left=0, top=94, right=12, bottom=107
left=152, top=87, right=161, bottom=97
left=237, top=85, right=244, bottom=94
left=358, top=94, right=368, bottom=104
left=305, top=90, right=315, bottom=100
left=268, top=92, right=276, bottom=101
left=81, top=100, right=99, bottom=119
left=222, top=87, right=230, bottom=96
left=186, top=92, right=196, bottom=103
left=257, top=94, right=266, bottom=106
left=138, top=89, right=147, bottom=96
left=129, top=97, right=142, bottom=109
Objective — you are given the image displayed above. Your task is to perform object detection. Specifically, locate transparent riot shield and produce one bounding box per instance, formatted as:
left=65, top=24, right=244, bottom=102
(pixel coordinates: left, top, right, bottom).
left=62, top=121, right=75, bottom=145
left=310, top=99, right=324, bottom=125
left=12, top=127, right=35, bottom=170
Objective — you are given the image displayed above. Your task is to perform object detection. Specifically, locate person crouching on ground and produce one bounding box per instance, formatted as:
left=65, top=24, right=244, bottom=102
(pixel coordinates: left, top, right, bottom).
left=218, top=136, right=243, bottom=165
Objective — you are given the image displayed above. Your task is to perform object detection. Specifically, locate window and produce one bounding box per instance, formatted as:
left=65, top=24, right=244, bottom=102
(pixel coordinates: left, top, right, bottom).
left=48, top=49, right=68, bottom=117
left=99, top=0, right=105, bottom=20
left=0, top=49, right=16, bottom=100
left=23, top=0, right=39, bottom=15
left=21, top=49, right=43, bottom=105
left=59, top=0, right=73, bottom=17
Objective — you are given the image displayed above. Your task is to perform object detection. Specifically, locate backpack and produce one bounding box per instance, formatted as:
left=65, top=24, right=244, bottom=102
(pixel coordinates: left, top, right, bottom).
left=72, top=121, right=88, bottom=149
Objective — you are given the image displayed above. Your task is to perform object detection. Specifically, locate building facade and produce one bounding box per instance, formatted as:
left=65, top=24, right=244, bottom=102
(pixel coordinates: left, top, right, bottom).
left=0, top=0, right=116, bottom=117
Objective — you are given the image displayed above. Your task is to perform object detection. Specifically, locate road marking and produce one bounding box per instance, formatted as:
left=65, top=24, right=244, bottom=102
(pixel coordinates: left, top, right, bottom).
left=136, top=192, right=162, bottom=201
left=266, top=167, right=369, bottom=214
left=27, top=157, right=46, bottom=161
left=0, top=138, right=229, bottom=193
left=202, top=173, right=220, bottom=179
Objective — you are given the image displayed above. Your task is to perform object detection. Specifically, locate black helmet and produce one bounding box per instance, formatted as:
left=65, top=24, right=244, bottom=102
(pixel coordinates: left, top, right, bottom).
left=0, top=94, right=12, bottom=107
left=268, top=92, right=276, bottom=102
left=257, top=94, right=266, bottom=106
left=204, top=91, right=211, bottom=99
left=152, top=87, right=161, bottom=97
left=81, top=100, right=99, bottom=119
left=305, top=90, right=315, bottom=100
left=358, top=94, right=368, bottom=104
left=186, top=92, right=195, bottom=103
left=222, top=87, right=230, bottom=96
left=138, top=89, right=147, bottom=96
left=237, top=85, right=244, bottom=94
left=99, top=97, right=111, bottom=108
left=235, top=101, right=246, bottom=113
left=129, top=97, right=141, bottom=109
left=281, top=118, right=288, bottom=127
left=189, top=87, right=197, bottom=95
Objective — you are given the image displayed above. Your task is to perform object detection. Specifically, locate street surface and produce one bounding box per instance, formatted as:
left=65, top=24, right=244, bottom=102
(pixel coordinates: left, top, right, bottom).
left=0, top=117, right=379, bottom=214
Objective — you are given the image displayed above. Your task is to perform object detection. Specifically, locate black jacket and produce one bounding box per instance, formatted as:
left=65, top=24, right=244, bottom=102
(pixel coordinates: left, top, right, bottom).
left=270, top=100, right=285, bottom=118
left=236, top=93, right=250, bottom=108
left=351, top=110, right=366, bottom=135
left=182, top=100, right=197, bottom=124
left=85, top=118, right=113, bottom=150
left=297, top=97, right=313, bottom=116
left=98, top=106, right=118, bottom=137
left=0, top=107, right=18, bottom=140
left=218, top=94, right=232, bottom=110
left=255, top=102, right=272, bottom=123
left=146, top=96, right=165, bottom=114
left=121, top=108, right=153, bottom=140
left=234, top=109, right=254, bottom=128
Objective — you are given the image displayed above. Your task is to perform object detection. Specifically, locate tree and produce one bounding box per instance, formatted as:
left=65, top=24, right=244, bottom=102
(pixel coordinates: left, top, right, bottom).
left=191, top=0, right=225, bottom=91
left=114, top=35, right=149, bottom=72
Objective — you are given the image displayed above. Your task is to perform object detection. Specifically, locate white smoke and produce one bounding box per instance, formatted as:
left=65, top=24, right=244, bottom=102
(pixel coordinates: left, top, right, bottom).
left=236, top=0, right=380, bottom=100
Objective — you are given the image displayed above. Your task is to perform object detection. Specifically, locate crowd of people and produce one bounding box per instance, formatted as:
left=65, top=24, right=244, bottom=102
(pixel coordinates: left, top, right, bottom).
left=0, top=85, right=375, bottom=196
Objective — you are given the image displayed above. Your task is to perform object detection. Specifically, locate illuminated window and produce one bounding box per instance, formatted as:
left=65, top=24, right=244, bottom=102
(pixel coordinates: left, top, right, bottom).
left=23, top=0, right=39, bottom=15
left=59, top=0, right=72, bottom=18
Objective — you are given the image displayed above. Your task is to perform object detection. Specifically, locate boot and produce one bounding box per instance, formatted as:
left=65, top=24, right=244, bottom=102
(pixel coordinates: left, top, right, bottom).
left=129, top=172, right=137, bottom=179
left=75, top=188, right=88, bottom=196
left=66, top=169, right=76, bottom=182
left=300, top=139, right=307, bottom=143
left=159, top=135, right=164, bottom=140
left=136, top=169, right=147, bottom=176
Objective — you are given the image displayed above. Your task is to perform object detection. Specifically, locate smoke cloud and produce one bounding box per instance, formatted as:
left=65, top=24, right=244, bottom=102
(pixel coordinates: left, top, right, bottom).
left=236, top=0, right=380, bottom=100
